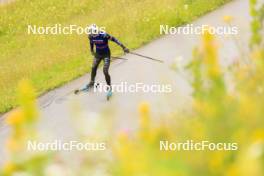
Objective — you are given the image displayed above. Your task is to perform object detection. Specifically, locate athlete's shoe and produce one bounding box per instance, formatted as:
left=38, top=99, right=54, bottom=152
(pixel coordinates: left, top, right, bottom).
left=106, top=90, right=112, bottom=101
left=106, top=86, right=112, bottom=101
left=84, top=81, right=95, bottom=91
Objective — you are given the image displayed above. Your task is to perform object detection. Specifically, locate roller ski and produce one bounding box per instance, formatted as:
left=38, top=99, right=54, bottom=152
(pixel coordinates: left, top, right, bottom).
left=74, top=82, right=98, bottom=95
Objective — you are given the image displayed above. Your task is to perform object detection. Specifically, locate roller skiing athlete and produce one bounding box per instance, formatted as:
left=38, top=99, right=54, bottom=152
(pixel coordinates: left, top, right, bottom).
left=74, top=24, right=129, bottom=101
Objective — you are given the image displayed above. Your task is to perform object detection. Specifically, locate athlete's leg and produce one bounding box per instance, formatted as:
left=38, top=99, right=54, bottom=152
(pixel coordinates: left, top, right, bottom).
left=103, top=56, right=111, bottom=87
left=90, top=56, right=102, bottom=84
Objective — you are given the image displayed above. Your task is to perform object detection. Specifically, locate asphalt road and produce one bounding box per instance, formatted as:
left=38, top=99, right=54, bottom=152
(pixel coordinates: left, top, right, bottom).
left=0, top=0, right=251, bottom=165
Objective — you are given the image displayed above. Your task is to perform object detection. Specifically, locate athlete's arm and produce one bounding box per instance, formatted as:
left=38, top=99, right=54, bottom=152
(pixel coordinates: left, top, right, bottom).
left=88, top=36, right=95, bottom=55
left=105, top=33, right=130, bottom=53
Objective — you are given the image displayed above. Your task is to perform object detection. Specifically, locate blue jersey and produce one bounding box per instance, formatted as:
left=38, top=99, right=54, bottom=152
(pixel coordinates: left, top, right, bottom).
left=89, top=33, right=124, bottom=54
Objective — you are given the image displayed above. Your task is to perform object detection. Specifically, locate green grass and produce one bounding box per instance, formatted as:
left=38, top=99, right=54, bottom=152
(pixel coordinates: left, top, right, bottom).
left=0, top=0, right=231, bottom=113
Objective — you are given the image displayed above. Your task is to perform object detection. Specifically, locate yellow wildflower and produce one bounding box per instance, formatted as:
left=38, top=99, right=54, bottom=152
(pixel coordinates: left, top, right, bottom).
left=251, top=129, right=264, bottom=142
left=18, top=79, right=38, bottom=124
left=3, top=162, right=16, bottom=175
left=203, top=30, right=221, bottom=78
left=227, top=164, right=239, bottom=176
left=251, top=49, right=263, bottom=60
left=6, top=138, right=21, bottom=152
left=5, top=110, right=24, bottom=127
left=138, top=102, right=150, bottom=128
left=209, top=151, right=225, bottom=171
left=223, top=15, right=233, bottom=23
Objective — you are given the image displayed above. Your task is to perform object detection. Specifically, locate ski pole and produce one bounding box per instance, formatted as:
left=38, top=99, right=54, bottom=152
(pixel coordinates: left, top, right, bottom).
left=112, top=56, right=128, bottom=60
left=129, top=52, right=164, bottom=63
